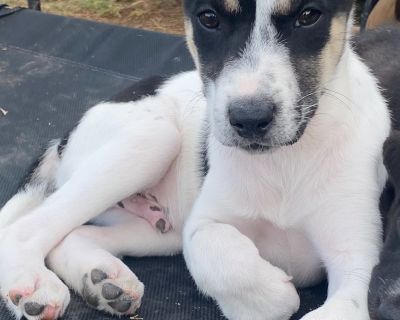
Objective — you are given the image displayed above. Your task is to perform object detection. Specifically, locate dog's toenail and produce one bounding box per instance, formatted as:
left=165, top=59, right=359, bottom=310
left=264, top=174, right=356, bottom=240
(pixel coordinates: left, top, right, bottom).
left=156, top=219, right=166, bottom=232
left=102, top=283, right=123, bottom=300
left=91, top=269, right=108, bottom=284
left=108, top=294, right=132, bottom=313
left=24, top=302, right=45, bottom=316
left=10, top=293, right=22, bottom=306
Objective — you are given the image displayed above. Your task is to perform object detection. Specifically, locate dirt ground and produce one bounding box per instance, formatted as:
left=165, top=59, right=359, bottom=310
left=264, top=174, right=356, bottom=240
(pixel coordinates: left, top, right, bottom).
left=5, top=0, right=185, bottom=34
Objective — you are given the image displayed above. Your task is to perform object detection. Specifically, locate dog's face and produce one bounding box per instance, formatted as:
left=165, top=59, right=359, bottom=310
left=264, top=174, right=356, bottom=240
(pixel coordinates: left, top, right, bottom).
left=184, top=0, right=353, bottom=152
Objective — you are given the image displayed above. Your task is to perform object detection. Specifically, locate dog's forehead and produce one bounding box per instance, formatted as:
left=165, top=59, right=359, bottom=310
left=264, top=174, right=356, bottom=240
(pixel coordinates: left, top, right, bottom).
left=220, top=0, right=296, bottom=14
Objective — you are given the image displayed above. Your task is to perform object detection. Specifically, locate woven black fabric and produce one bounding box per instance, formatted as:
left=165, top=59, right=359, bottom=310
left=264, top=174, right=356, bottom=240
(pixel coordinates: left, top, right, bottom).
left=0, top=7, right=328, bottom=320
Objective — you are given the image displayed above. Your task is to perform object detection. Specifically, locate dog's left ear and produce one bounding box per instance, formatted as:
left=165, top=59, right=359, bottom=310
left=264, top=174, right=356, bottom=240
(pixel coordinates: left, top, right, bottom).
left=384, top=131, right=400, bottom=187
left=396, top=0, right=400, bottom=21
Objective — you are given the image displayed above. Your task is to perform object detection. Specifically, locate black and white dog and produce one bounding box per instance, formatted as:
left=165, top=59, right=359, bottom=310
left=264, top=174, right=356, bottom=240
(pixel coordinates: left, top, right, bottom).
left=0, top=1, right=395, bottom=320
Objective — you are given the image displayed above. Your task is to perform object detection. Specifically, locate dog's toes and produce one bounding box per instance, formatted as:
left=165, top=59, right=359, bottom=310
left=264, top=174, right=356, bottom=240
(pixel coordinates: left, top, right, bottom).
left=102, top=283, right=123, bottom=300
left=82, top=274, right=99, bottom=307
left=108, top=293, right=133, bottom=313
left=81, top=265, right=144, bottom=316
left=24, top=302, right=45, bottom=316
left=2, top=268, right=70, bottom=320
left=91, top=269, right=108, bottom=285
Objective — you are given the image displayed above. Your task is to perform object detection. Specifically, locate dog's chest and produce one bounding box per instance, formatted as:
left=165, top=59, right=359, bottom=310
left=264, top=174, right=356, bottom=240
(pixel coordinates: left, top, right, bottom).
left=211, top=144, right=343, bottom=229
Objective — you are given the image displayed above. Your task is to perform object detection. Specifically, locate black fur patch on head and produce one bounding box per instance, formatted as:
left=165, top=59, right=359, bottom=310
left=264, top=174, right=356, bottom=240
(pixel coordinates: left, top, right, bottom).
left=272, top=0, right=352, bottom=123
left=184, top=0, right=256, bottom=80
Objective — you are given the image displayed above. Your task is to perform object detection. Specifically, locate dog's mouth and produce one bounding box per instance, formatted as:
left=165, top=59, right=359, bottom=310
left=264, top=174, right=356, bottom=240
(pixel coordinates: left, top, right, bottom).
left=229, top=124, right=307, bottom=154
left=242, top=143, right=273, bottom=153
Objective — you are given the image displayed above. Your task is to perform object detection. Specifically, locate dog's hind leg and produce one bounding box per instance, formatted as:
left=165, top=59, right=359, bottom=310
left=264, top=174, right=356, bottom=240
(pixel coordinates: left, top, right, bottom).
left=0, top=141, right=60, bottom=229
left=46, top=208, right=181, bottom=316
left=0, top=118, right=181, bottom=320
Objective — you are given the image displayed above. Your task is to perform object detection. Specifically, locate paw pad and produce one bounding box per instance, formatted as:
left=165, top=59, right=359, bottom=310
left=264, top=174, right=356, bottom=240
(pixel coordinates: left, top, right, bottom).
left=81, top=267, right=141, bottom=315
left=24, top=302, right=45, bottom=316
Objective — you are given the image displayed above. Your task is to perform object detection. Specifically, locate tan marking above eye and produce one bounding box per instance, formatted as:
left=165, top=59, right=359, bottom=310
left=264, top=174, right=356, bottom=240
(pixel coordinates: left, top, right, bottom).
left=224, top=0, right=241, bottom=13
left=184, top=19, right=201, bottom=70
left=272, top=0, right=293, bottom=15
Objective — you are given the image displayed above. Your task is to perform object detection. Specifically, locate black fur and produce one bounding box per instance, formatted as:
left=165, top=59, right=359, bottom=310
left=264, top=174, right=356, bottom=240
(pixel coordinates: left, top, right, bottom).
left=110, top=76, right=166, bottom=103
left=354, top=26, right=400, bottom=130
left=199, top=120, right=210, bottom=177
left=369, top=133, right=400, bottom=320
left=356, top=26, right=400, bottom=320
left=184, top=0, right=256, bottom=80
left=57, top=131, right=73, bottom=157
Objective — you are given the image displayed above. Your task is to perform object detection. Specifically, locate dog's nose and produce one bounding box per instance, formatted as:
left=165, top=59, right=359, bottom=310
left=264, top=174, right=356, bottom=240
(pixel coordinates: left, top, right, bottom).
left=378, top=300, right=400, bottom=320
left=228, top=101, right=275, bottom=139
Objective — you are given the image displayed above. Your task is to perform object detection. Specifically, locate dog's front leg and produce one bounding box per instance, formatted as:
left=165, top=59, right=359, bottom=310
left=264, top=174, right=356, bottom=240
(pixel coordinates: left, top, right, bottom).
left=301, top=203, right=381, bottom=320
left=0, top=120, right=181, bottom=320
left=183, top=194, right=300, bottom=320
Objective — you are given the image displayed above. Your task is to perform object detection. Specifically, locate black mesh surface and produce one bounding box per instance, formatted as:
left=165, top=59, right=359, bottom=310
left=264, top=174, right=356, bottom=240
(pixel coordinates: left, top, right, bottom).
left=0, top=6, right=327, bottom=319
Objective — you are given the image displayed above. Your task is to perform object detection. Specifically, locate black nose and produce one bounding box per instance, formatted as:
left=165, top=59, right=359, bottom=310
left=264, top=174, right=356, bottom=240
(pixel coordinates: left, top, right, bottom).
left=228, top=100, right=275, bottom=139
left=378, top=300, right=400, bottom=320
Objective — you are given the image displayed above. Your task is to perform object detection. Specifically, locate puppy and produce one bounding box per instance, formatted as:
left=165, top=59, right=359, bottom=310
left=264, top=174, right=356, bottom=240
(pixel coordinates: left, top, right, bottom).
left=0, top=1, right=392, bottom=320
left=357, top=26, right=400, bottom=320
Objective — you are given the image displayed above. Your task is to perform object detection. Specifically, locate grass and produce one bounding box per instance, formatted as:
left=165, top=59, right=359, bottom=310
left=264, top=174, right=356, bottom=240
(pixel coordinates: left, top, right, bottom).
left=5, top=0, right=185, bottom=34
left=5, top=0, right=369, bottom=34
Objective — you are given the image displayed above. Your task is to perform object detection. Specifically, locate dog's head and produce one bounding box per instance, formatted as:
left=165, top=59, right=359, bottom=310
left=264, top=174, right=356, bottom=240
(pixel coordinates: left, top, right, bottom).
left=184, top=0, right=353, bottom=152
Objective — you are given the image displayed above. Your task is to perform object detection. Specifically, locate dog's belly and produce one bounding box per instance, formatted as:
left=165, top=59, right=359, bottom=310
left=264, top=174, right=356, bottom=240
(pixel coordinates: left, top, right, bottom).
left=237, top=219, right=324, bottom=288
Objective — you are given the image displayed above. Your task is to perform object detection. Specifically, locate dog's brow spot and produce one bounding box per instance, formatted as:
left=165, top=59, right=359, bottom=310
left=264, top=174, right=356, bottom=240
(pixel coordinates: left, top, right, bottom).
left=351, top=299, right=359, bottom=308
left=273, top=0, right=293, bottom=14
left=224, top=0, right=241, bottom=13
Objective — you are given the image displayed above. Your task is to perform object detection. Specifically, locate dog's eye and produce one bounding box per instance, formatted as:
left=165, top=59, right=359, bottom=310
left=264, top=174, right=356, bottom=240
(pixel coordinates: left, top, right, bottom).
left=198, top=10, right=220, bottom=29
left=296, top=8, right=322, bottom=27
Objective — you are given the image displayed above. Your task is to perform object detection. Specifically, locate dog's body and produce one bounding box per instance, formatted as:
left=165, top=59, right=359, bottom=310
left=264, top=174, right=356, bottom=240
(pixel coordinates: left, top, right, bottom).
left=0, top=1, right=395, bottom=320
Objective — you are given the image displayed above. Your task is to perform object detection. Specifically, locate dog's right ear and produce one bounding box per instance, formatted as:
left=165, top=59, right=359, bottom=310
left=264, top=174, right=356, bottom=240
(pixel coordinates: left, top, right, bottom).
left=383, top=131, right=400, bottom=186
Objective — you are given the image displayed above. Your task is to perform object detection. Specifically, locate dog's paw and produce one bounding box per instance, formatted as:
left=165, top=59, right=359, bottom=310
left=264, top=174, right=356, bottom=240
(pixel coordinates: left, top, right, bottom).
left=1, top=266, right=70, bottom=320
left=219, top=264, right=300, bottom=320
left=80, top=265, right=144, bottom=316
left=300, top=298, right=368, bottom=320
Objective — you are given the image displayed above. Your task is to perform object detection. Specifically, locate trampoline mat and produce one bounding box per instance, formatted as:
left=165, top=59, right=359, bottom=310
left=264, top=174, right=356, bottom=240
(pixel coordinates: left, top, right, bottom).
left=0, top=6, right=329, bottom=320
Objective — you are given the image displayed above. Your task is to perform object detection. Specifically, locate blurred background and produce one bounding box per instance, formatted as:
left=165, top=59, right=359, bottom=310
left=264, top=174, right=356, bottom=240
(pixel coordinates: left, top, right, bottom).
left=5, top=0, right=370, bottom=34
left=5, top=0, right=185, bottom=33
